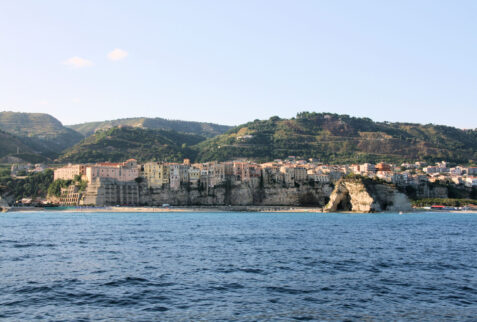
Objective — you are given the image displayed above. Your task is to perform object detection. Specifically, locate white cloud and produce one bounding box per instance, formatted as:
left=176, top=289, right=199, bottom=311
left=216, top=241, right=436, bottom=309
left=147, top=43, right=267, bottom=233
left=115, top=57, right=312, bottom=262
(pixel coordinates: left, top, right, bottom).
left=107, top=48, right=128, bottom=61
left=62, top=56, right=93, bottom=68
left=72, top=98, right=81, bottom=103
left=38, top=100, right=49, bottom=105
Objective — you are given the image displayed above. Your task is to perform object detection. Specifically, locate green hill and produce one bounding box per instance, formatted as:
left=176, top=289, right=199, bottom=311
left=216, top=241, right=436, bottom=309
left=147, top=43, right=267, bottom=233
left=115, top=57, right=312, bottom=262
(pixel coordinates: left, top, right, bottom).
left=0, top=112, right=84, bottom=154
left=68, top=117, right=231, bottom=138
left=58, top=126, right=205, bottom=163
left=195, top=112, right=477, bottom=164
left=0, top=129, right=49, bottom=163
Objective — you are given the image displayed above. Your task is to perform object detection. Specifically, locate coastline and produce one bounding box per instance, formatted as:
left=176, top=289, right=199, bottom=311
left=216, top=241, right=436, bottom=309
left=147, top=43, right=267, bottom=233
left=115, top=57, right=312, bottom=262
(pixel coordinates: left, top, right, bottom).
left=5, top=205, right=326, bottom=213
left=4, top=206, right=477, bottom=214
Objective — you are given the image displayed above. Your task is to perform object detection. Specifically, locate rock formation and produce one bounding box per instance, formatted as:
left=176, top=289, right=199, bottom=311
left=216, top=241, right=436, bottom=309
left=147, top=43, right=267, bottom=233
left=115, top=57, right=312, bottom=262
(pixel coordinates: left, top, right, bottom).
left=80, top=178, right=140, bottom=206
left=52, top=176, right=413, bottom=213
left=324, top=178, right=411, bottom=213
left=140, top=179, right=334, bottom=207
left=0, top=196, right=10, bottom=211
left=70, top=177, right=333, bottom=207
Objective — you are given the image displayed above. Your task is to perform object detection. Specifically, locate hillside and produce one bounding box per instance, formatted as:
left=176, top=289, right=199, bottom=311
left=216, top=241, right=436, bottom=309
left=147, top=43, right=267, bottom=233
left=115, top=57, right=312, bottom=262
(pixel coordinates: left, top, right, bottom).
left=0, top=112, right=84, bottom=154
left=58, top=126, right=205, bottom=163
left=195, top=112, right=477, bottom=164
left=68, top=117, right=231, bottom=138
left=0, top=129, right=49, bottom=163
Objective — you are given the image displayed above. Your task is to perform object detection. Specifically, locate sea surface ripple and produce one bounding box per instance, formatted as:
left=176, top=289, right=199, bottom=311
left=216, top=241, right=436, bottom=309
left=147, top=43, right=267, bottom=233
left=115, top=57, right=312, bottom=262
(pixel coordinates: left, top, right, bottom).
left=1, top=212, right=476, bottom=320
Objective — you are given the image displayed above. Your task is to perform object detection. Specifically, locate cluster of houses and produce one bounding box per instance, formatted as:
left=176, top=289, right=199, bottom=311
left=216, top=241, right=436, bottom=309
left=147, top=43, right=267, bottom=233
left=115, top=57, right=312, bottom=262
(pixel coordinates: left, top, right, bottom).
left=349, top=161, right=477, bottom=188
left=52, top=158, right=326, bottom=190
left=5, top=158, right=475, bottom=207
left=50, top=157, right=477, bottom=190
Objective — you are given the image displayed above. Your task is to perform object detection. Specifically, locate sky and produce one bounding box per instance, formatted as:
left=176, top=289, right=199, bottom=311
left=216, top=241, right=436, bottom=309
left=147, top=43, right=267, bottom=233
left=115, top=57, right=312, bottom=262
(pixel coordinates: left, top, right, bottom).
left=0, top=1, right=476, bottom=128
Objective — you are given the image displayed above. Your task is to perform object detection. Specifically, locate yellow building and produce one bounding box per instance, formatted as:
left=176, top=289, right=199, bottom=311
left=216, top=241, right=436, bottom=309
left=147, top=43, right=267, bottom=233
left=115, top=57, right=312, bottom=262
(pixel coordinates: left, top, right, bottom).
left=143, top=162, right=170, bottom=187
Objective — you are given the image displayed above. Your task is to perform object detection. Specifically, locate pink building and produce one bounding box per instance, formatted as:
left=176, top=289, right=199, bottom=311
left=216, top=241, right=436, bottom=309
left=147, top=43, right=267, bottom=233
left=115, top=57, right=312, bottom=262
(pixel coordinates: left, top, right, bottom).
left=85, top=159, right=139, bottom=183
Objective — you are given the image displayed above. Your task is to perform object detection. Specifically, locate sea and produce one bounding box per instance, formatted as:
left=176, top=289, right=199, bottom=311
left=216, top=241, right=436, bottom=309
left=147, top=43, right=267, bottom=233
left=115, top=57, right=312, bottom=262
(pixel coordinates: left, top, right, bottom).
left=1, top=211, right=476, bottom=321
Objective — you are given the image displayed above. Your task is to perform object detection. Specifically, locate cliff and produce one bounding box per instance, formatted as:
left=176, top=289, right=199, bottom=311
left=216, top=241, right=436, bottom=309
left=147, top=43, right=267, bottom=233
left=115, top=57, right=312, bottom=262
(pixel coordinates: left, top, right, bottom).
left=324, top=178, right=412, bottom=213
left=141, top=179, right=334, bottom=207
left=75, top=177, right=334, bottom=207
left=80, top=178, right=140, bottom=206
left=56, top=176, right=415, bottom=212
left=0, top=196, right=10, bottom=211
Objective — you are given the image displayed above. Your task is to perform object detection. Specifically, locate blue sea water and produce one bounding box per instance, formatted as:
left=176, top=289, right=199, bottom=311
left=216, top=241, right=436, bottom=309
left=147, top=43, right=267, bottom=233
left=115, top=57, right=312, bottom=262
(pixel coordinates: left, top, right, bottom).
left=0, top=212, right=476, bottom=321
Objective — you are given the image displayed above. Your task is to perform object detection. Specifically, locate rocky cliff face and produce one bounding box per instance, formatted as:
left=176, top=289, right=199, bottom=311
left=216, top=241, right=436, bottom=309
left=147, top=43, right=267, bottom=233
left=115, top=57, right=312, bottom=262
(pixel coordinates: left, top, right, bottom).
left=58, top=176, right=412, bottom=212
left=324, top=179, right=411, bottom=213
left=0, top=194, right=14, bottom=207
left=78, top=177, right=334, bottom=207
left=141, top=179, right=334, bottom=207
left=0, top=196, right=10, bottom=210
left=80, top=178, right=140, bottom=206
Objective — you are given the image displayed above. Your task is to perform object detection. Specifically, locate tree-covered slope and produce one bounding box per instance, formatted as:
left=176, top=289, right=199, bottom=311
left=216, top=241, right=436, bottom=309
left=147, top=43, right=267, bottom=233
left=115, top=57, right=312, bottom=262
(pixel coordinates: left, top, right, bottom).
left=0, top=111, right=84, bottom=154
left=68, top=117, right=231, bottom=138
left=0, top=129, right=49, bottom=163
left=194, top=112, right=477, bottom=164
left=58, top=126, right=205, bottom=163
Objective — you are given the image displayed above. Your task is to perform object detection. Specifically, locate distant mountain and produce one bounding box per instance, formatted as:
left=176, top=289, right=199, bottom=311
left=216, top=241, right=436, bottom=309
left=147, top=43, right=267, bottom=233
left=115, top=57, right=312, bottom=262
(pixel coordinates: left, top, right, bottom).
left=195, top=112, right=477, bottom=164
left=0, top=112, right=84, bottom=154
left=68, top=117, right=231, bottom=138
left=58, top=126, right=205, bottom=163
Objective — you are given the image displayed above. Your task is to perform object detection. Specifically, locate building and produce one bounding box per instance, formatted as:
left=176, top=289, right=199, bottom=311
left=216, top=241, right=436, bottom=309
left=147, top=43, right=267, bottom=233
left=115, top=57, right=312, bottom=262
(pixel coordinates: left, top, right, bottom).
left=59, top=185, right=81, bottom=206
left=279, top=166, right=307, bottom=185
left=294, top=167, right=307, bottom=182
left=54, top=164, right=86, bottom=181
left=376, top=162, right=392, bottom=172
left=169, top=163, right=190, bottom=190
left=143, top=162, right=170, bottom=187
left=233, top=162, right=253, bottom=181
left=85, top=159, right=139, bottom=183
left=188, top=167, right=201, bottom=187
left=308, top=173, right=330, bottom=183
left=360, top=163, right=376, bottom=173
left=280, top=166, right=295, bottom=185
left=423, top=166, right=439, bottom=174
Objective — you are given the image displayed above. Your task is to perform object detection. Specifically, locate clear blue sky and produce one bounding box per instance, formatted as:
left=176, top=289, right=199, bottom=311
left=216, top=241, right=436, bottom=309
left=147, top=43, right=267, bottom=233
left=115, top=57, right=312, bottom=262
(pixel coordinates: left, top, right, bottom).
left=1, top=0, right=476, bottom=128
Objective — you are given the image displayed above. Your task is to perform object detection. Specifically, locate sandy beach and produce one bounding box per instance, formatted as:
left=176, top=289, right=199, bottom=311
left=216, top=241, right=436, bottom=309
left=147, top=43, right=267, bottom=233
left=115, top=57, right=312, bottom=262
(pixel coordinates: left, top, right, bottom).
left=4, top=206, right=477, bottom=214
left=5, top=205, right=327, bottom=213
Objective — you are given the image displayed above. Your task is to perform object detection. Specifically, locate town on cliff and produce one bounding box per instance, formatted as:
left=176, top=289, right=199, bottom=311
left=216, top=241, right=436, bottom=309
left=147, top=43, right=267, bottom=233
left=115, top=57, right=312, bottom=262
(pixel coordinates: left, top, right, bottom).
left=3, top=157, right=476, bottom=212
